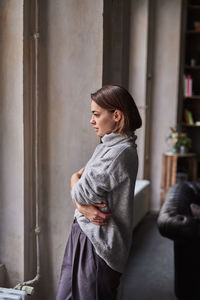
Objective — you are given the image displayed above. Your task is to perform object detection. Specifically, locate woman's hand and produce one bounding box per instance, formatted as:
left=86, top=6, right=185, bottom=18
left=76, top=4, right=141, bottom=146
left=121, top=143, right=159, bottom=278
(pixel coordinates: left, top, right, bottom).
left=74, top=200, right=112, bottom=226
left=70, top=167, right=84, bottom=190
left=71, top=167, right=112, bottom=225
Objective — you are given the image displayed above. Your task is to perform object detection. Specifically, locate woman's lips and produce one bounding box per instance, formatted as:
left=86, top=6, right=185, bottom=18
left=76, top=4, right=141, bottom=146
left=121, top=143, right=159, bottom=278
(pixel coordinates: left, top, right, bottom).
left=93, top=127, right=98, bottom=131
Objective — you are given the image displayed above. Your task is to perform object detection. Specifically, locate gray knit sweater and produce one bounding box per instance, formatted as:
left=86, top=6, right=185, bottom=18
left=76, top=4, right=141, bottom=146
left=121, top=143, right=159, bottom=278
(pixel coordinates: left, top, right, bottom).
left=71, top=132, right=138, bottom=273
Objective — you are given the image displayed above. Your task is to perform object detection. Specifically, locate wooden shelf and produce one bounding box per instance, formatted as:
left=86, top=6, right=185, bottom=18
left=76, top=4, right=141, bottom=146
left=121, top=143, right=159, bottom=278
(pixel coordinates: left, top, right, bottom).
left=186, top=30, right=200, bottom=35
left=182, top=123, right=200, bottom=127
left=164, top=152, right=198, bottom=157
left=188, top=4, right=200, bottom=9
left=161, top=153, right=198, bottom=205
left=185, top=65, right=200, bottom=69
left=184, top=95, right=200, bottom=99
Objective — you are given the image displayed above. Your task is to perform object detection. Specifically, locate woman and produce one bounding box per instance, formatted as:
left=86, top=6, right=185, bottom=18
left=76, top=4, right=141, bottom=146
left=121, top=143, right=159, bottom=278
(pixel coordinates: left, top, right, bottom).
left=56, top=85, right=142, bottom=300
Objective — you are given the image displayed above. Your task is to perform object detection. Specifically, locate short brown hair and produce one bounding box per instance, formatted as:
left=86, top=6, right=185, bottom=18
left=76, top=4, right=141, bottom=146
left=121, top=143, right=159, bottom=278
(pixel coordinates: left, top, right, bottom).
left=91, top=85, right=142, bottom=134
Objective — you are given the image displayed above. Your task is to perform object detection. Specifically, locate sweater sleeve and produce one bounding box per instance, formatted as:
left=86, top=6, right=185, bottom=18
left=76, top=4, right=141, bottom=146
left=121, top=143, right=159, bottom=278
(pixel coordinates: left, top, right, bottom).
left=71, top=146, right=135, bottom=206
left=71, top=167, right=118, bottom=205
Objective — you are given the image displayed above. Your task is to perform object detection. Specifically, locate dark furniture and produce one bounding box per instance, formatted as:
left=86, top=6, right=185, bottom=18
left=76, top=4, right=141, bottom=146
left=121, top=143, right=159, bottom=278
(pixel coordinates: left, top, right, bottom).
left=157, top=181, right=200, bottom=300
left=160, top=152, right=198, bottom=205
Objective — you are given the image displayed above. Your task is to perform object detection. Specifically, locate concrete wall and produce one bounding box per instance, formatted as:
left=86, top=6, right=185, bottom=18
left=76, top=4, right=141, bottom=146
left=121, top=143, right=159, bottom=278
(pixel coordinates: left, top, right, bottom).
left=0, top=1, right=103, bottom=298
left=0, top=0, right=24, bottom=286
left=150, top=0, right=181, bottom=210
left=129, top=0, right=149, bottom=179
left=37, top=1, right=103, bottom=299
left=129, top=0, right=181, bottom=210
left=103, top=0, right=130, bottom=89
left=0, top=0, right=181, bottom=297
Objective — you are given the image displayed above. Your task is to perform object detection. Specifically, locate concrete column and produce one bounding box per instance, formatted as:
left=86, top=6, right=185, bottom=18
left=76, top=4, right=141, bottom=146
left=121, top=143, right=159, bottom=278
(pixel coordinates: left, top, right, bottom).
left=36, top=1, right=103, bottom=299
left=150, top=0, right=181, bottom=210
left=129, top=0, right=149, bottom=179
left=129, top=0, right=181, bottom=210
left=0, top=0, right=24, bottom=286
left=103, top=0, right=131, bottom=89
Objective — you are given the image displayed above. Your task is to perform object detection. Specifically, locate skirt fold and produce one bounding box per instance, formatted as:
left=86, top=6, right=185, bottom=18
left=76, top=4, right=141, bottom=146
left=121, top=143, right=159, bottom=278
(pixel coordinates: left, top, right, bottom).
left=56, top=220, right=121, bottom=300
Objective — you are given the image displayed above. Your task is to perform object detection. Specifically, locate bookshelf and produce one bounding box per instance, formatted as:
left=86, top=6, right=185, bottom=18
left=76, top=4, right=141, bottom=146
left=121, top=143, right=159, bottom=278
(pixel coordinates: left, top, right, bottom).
left=160, top=0, right=200, bottom=205
left=178, top=0, right=200, bottom=158
left=184, top=95, right=200, bottom=99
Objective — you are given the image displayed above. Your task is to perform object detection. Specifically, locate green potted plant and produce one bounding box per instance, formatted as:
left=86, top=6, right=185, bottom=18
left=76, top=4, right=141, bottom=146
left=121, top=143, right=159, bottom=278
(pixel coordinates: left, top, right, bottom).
left=175, top=134, right=192, bottom=153
left=167, top=127, right=179, bottom=153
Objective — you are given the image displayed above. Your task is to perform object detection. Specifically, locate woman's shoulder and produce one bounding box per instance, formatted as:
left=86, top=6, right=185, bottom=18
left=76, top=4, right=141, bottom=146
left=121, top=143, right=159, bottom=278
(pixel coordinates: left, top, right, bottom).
left=106, top=145, right=138, bottom=181
left=103, top=141, right=136, bottom=158
left=98, top=143, right=137, bottom=173
left=86, top=142, right=137, bottom=183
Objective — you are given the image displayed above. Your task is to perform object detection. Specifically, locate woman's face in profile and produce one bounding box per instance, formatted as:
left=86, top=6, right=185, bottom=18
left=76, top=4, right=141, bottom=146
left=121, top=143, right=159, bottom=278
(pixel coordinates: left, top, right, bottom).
left=90, top=100, right=116, bottom=137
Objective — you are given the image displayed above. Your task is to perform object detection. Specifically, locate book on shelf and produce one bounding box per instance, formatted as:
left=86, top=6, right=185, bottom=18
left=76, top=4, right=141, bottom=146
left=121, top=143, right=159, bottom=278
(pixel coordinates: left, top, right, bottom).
left=184, top=74, right=193, bottom=97
left=184, top=108, right=194, bottom=125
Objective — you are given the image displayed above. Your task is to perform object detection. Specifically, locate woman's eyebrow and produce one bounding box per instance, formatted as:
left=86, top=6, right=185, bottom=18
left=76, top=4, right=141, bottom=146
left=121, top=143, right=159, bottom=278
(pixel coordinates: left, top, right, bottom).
left=91, top=110, right=100, bottom=113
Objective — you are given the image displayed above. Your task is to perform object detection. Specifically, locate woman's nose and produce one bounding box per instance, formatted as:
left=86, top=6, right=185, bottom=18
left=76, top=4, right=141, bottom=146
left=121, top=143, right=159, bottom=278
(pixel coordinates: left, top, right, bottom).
left=90, top=117, right=95, bottom=124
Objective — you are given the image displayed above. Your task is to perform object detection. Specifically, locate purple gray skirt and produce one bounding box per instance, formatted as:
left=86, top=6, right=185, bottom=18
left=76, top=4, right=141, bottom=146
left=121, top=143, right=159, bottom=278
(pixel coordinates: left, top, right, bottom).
left=56, top=219, right=121, bottom=300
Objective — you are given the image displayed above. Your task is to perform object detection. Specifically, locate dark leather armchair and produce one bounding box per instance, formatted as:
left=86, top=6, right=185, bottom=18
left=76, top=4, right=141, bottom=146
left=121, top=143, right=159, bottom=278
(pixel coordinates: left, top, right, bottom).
left=157, top=182, right=200, bottom=300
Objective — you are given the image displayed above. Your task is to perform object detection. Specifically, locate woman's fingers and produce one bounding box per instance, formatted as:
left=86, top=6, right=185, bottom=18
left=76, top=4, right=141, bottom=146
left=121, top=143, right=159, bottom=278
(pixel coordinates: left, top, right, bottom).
left=94, top=203, right=112, bottom=219
left=92, top=213, right=111, bottom=223
left=90, top=219, right=107, bottom=226
left=93, top=214, right=111, bottom=221
left=77, top=167, right=84, bottom=176
left=95, top=203, right=106, bottom=207
left=75, top=202, right=111, bottom=226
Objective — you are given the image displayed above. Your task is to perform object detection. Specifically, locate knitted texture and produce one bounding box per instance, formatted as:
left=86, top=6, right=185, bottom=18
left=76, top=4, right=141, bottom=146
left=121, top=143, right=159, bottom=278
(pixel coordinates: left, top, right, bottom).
left=71, top=132, right=138, bottom=272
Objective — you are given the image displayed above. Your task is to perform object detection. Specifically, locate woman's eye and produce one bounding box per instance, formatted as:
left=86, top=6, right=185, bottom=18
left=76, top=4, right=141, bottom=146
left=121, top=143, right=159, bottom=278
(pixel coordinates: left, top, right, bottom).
left=94, top=114, right=100, bottom=117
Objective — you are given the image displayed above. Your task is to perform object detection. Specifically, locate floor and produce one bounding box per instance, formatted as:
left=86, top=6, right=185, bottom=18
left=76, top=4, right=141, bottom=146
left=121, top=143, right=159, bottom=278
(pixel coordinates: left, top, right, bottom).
left=121, top=213, right=177, bottom=300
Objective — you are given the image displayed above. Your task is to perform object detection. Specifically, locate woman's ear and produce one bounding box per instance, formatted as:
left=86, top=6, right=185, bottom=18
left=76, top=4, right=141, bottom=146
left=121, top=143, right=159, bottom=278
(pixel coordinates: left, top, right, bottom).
left=113, top=110, right=122, bottom=122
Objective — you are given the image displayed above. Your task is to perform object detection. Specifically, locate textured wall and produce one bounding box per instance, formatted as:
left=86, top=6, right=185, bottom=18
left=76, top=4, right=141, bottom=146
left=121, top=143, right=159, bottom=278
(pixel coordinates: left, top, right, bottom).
left=0, top=0, right=24, bottom=286
left=129, top=0, right=149, bottom=179
left=0, top=0, right=181, bottom=296
left=37, top=1, right=103, bottom=299
left=129, top=0, right=181, bottom=210
left=103, top=0, right=130, bottom=88
left=150, top=0, right=181, bottom=210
